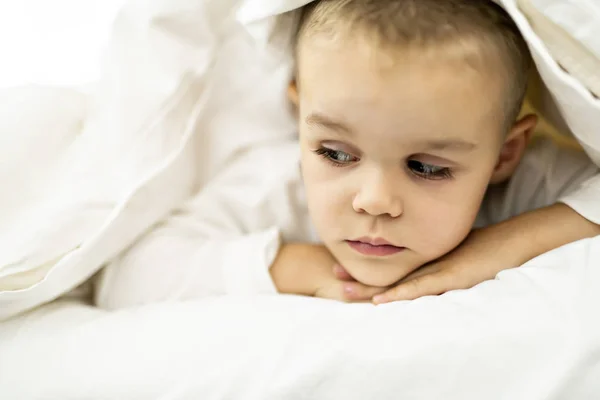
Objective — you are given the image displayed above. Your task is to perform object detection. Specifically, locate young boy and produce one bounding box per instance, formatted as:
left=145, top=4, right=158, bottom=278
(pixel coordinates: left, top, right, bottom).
left=96, top=0, right=600, bottom=309
left=270, top=0, right=600, bottom=304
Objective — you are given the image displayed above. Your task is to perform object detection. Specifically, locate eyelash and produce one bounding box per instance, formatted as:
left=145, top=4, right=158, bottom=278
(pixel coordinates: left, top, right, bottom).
left=314, top=148, right=359, bottom=167
left=314, top=147, right=454, bottom=180
left=406, top=160, right=453, bottom=181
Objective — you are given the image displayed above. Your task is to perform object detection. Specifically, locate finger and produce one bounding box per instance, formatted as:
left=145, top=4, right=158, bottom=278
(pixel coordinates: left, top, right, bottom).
left=342, top=282, right=388, bottom=301
left=372, top=271, right=451, bottom=304
left=333, top=264, right=356, bottom=281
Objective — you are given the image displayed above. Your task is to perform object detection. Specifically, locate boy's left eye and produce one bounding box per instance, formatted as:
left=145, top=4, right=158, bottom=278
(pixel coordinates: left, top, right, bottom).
left=407, top=160, right=453, bottom=180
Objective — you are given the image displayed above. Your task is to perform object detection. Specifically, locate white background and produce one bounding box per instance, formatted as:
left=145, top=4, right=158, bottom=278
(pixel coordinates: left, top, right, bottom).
left=0, top=0, right=125, bottom=88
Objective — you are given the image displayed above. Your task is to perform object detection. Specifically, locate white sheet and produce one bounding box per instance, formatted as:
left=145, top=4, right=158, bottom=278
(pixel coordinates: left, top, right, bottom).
left=1, top=237, right=600, bottom=399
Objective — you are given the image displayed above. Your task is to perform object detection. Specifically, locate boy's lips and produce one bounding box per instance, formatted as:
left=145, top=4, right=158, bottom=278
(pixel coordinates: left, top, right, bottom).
left=345, top=238, right=405, bottom=257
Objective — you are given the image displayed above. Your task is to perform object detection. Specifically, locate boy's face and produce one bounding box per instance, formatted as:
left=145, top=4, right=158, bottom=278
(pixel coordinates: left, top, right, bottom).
left=296, top=36, right=516, bottom=287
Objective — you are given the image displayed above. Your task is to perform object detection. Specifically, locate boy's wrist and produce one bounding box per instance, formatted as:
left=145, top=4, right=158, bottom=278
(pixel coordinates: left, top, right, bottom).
left=270, top=243, right=334, bottom=296
left=270, top=243, right=308, bottom=295
left=477, top=203, right=600, bottom=266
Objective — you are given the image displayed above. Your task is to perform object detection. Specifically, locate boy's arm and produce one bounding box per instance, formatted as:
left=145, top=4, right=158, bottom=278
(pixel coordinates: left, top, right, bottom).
left=371, top=138, right=600, bottom=304
left=95, top=142, right=302, bottom=309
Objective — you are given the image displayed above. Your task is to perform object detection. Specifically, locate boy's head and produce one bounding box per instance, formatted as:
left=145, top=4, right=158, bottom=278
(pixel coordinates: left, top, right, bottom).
left=291, top=0, right=537, bottom=287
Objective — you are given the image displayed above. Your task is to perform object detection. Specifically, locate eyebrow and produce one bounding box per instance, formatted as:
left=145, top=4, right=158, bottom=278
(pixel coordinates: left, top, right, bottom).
left=305, top=113, right=354, bottom=136
left=419, top=139, right=477, bottom=152
left=305, top=112, right=477, bottom=152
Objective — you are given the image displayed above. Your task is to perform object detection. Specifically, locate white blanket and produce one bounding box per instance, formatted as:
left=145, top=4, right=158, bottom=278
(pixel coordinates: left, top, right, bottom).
left=1, top=237, right=599, bottom=399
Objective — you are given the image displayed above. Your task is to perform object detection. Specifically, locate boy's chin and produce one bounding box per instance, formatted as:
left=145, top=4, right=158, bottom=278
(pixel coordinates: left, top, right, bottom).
left=341, top=260, right=406, bottom=288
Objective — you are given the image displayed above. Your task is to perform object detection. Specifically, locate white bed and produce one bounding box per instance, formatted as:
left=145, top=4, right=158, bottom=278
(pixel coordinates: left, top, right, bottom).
left=2, top=236, right=600, bottom=399
left=0, top=0, right=599, bottom=398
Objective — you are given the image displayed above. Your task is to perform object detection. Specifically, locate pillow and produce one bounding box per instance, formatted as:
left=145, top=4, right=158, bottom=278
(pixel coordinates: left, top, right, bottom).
left=2, top=237, right=600, bottom=399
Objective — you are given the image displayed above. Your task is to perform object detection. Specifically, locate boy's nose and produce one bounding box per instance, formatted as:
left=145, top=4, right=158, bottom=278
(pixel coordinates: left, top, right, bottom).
left=352, top=174, right=402, bottom=218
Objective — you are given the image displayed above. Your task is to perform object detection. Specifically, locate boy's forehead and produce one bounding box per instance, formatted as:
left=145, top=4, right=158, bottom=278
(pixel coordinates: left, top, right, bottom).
left=297, top=29, right=499, bottom=86
left=297, top=35, right=508, bottom=140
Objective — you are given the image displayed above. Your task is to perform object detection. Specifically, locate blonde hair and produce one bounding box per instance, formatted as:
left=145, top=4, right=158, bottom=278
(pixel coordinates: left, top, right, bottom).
left=296, top=0, right=532, bottom=131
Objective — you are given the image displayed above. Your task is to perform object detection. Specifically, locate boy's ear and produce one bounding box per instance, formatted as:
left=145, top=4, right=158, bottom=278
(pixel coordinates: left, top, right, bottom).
left=489, top=114, right=538, bottom=184
left=288, top=80, right=299, bottom=108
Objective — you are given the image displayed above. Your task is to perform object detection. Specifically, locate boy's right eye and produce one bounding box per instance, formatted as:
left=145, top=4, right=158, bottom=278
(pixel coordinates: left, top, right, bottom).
left=314, top=147, right=359, bottom=166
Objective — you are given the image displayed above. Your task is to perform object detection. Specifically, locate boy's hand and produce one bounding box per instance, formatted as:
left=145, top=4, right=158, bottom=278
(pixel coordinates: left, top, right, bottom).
left=371, top=203, right=600, bottom=304
left=270, top=243, right=387, bottom=302
left=371, top=228, right=512, bottom=304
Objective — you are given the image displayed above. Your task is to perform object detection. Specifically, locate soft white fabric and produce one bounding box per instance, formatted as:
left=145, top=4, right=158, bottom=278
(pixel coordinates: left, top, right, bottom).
left=501, top=0, right=600, bottom=167
left=2, top=236, right=600, bottom=399
left=96, top=142, right=309, bottom=307
left=0, top=0, right=124, bottom=88
left=0, top=73, right=203, bottom=320
left=518, top=0, right=600, bottom=98
left=0, top=0, right=299, bottom=320
left=97, top=136, right=599, bottom=309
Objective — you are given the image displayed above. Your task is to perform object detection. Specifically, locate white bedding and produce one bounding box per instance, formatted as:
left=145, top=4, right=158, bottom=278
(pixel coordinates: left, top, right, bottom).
left=519, top=0, right=600, bottom=98
left=0, top=0, right=600, bottom=398
left=0, top=0, right=123, bottom=88
left=2, top=237, right=600, bottom=399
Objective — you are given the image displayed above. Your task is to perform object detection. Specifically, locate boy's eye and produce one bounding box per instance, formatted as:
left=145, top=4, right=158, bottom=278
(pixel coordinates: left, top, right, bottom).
left=407, top=160, right=453, bottom=180
left=315, top=147, right=359, bottom=166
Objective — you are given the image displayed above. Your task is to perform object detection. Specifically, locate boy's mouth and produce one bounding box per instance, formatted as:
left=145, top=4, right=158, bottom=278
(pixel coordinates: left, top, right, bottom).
left=345, top=237, right=405, bottom=257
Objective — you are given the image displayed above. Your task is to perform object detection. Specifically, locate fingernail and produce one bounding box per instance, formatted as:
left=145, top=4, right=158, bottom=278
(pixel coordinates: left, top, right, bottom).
left=373, top=295, right=386, bottom=304
left=343, top=285, right=354, bottom=294
left=333, top=264, right=344, bottom=273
